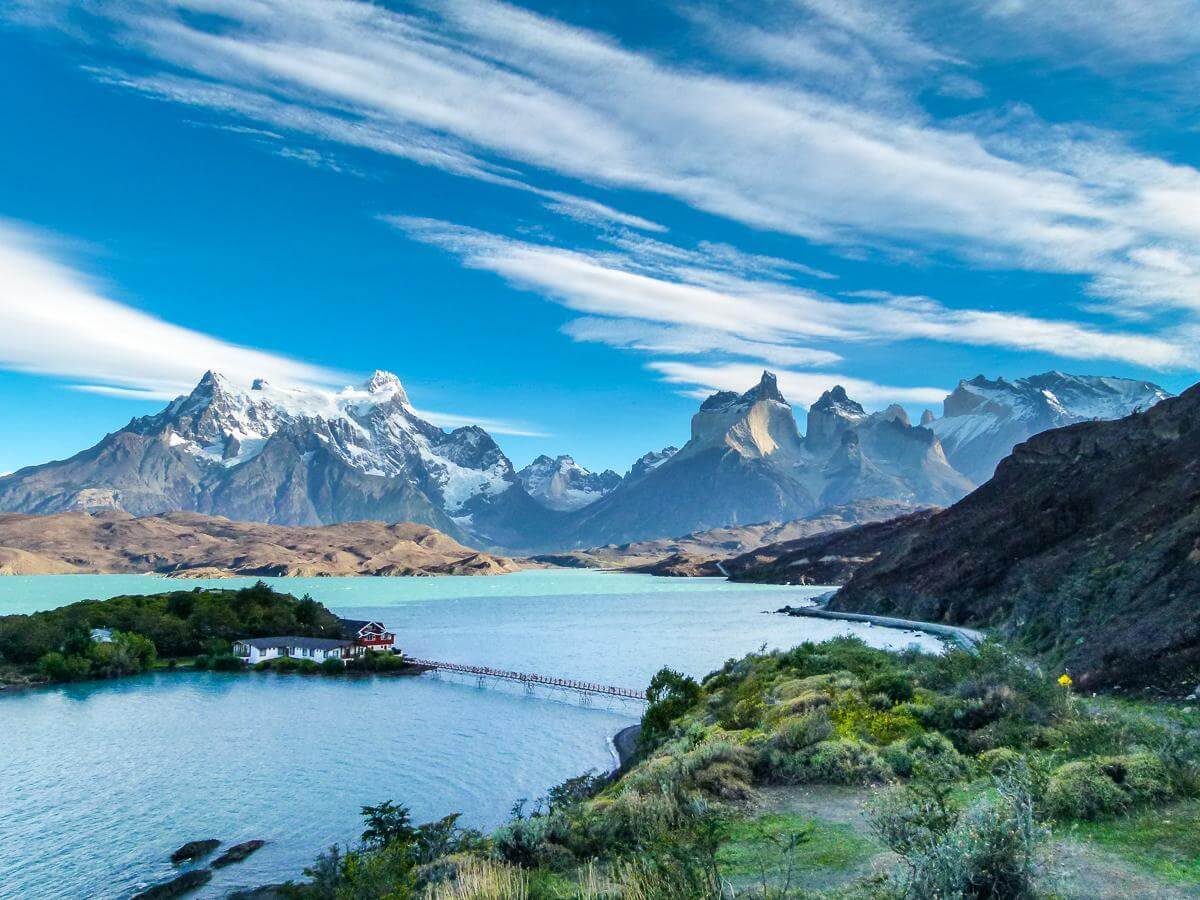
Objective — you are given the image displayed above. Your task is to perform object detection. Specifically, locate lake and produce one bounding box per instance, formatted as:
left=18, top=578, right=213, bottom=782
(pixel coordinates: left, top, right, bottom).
left=0, top=571, right=940, bottom=898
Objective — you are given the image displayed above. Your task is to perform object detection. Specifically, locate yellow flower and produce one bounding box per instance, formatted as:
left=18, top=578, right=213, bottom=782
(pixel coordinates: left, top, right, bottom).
left=1058, top=673, right=1073, bottom=688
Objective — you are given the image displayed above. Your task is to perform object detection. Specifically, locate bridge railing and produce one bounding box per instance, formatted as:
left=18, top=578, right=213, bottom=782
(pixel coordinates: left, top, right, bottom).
left=406, top=658, right=647, bottom=701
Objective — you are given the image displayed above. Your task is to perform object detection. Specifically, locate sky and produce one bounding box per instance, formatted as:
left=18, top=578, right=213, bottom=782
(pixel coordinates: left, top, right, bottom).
left=1, top=0, right=1199, bottom=475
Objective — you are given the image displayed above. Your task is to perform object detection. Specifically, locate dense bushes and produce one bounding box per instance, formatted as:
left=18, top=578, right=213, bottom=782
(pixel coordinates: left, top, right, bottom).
left=1044, top=754, right=1171, bottom=821
left=35, top=630, right=156, bottom=682
left=1, top=582, right=340, bottom=669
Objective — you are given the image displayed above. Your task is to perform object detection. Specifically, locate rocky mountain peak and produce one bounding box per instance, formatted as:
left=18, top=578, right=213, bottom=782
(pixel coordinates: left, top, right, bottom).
left=806, top=385, right=867, bottom=450
left=741, top=370, right=786, bottom=405
left=878, top=404, right=910, bottom=427
left=517, top=453, right=620, bottom=511
left=920, top=409, right=935, bottom=427
left=363, top=370, right=410, bottom=404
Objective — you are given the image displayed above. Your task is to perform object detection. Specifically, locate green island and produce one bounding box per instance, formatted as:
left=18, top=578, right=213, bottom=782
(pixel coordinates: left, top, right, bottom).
left=0, top=583, right=411, bottom=687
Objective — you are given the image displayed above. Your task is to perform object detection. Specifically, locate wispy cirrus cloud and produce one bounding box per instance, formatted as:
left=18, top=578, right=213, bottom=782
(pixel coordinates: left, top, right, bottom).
left=51, top=0, right=1200, bottom=322
left=387, top=216, right=1192, bottom=372
left=649, top=360, right=949, bottom=408
left=0, top=219, right=345, bottom=399
left=0, top=219, right=544, bottom=435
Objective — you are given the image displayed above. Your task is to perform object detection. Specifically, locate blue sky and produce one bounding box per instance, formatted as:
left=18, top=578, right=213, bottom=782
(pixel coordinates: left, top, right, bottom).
left=2, top=0, right=1198, bottom=475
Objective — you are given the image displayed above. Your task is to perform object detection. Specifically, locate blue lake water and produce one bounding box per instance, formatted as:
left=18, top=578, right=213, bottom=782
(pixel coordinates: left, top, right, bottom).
left=0, top=571, right=940, bottom=898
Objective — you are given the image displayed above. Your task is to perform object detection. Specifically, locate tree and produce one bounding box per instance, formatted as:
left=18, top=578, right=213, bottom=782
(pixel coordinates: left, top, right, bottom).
left=641, top=667, right=702, bottom=748
left=360, top=800, right=416, bottom=850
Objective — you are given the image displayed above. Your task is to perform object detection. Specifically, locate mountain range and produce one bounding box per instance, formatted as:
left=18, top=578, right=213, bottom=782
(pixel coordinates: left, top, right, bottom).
left=725, top=383, right=1200, bottom=690
left=0, top=368, right=1168, bottom=551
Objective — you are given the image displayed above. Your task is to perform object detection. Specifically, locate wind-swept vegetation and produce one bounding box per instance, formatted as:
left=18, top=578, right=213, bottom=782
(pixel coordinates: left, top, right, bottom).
left=261, top=636, right=1199, bottom=897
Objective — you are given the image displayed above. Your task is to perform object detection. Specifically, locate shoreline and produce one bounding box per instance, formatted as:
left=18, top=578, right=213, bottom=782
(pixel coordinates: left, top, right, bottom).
left=777, top=605, right=985, bottom=651
left=612, top=723, right=641, bottom=771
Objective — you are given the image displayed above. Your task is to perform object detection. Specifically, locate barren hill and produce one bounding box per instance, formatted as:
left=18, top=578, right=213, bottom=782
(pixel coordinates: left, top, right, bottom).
left=0, top=510, right=521, bottom=577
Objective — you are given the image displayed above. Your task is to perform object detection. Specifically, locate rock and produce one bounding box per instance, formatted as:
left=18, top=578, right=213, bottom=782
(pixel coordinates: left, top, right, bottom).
left=228, top=886, right=291, bottom=900
left=132, top=869, right=212, bottom=899
left=211, top=839, right=267, bottom=868
left=169, top=839, right=220, bottom=863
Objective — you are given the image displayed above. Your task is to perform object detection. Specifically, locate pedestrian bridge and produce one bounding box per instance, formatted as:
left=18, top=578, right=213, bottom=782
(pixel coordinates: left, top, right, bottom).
left=406, top=657, right=647, bottom=703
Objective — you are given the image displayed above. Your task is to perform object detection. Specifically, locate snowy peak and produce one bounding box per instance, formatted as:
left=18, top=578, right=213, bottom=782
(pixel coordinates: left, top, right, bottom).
left=517, top=454, right=621, bottom=511
left=363, top=369, right=410, bottom=404
left=627, top=447, right=679, bottom=481
left=132, top=370, right=517, bottom=514
left=932, top=370, right=1171, bottom=483
left=806, top=385, right=868, bottom=450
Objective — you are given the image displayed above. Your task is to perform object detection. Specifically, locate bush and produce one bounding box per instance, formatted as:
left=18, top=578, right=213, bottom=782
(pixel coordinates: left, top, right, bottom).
left=321, top=657, right=346, bottom=674
left=978, top=748, right=1024, bottom=776
left=209, top=654, right=245, bottom=672
left=770, top=709, right=833, bottom=752
left=912, top=778, right=1045, bottom=899
left=296, top=659, right=321, bottom=674
left=36, top=651, right=92, bottom=682
left=760, top=738, right=890, bottom=785
left=1105, top=753, right=1171, bottom=805
left=864, top=672, right=915, bottom=704
left=1044, top=760, right=1131, bottom=820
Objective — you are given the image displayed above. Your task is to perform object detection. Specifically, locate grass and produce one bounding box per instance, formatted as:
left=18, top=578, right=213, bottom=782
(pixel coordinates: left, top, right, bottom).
left=717, top=811, right=881, bottom=887
left=1064, top=799, right=1200, bottom=885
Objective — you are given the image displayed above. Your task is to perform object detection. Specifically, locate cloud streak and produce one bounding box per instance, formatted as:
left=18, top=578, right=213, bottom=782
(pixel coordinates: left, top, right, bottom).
left=0, top=220, right=544, bottom=436
left=388, top=216, right=1192, bottom=371
left=57, top=0, right=1200, bottom=322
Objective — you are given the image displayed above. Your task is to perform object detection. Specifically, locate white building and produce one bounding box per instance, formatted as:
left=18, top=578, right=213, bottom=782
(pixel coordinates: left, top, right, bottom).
left=232, top=636, right=364, bottom=666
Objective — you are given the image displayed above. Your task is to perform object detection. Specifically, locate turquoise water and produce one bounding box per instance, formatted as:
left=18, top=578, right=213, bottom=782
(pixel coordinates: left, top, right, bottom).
left=0, top=572, right=939, bottom=898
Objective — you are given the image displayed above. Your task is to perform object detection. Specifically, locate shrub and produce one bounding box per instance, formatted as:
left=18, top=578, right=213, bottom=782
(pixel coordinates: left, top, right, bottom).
left=1044, top=760, right=1130, bottom=820
left=760, top=739, right=890, bottom=785
left=771, top=709, right=833, bottom=752
left=910, top=777, right=1045, bottom=899
left=36, top=651, right=92, bottom=682
left=864, top=672, right=915, bottom=704
left=641, top=668, right=702, bottom=749
left=321, top=657, right=346, bottom=674
left=829, top=695, right=921, bottom=744
left=978, top=748, right=1024, bottom=776
left=296, top=659, right=321, bottom=674
left=1104, top=753, right=1171, bottom=805
left=209, top=654, right=245, bottom=672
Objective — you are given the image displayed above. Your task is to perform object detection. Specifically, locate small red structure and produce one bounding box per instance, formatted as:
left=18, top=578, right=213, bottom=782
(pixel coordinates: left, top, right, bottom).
left=338, top=619, right=396, bottom=653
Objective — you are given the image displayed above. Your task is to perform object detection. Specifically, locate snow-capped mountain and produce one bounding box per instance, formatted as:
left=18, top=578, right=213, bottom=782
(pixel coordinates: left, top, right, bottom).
left=0, top=370, right=526, bottom=538
left=928, top=371, right=1170, bottom=483
left=516, top=455, right=621, bottom=511
left=559, top=372, right=971, bottom=547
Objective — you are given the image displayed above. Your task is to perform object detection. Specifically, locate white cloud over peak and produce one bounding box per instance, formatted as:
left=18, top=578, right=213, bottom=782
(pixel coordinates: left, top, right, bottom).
left=649, top=360, right=948, bottom=409
left=0, top=220, right=544, bottom=436
left=389, top=216, right=1192, bottom=371
left=0, top=220, right=343, bottom=398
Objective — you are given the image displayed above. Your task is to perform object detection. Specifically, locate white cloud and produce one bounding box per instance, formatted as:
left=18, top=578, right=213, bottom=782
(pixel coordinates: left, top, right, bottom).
left=563, top=318, right=844, bottom=368
left=55, top=0, right=1200, bottom=323
left=974, top=0, right=1200, bottom=66
left=0, top=219, right=545, bottom=436
left=389, top=216, right=1192, bottom=370
left=649, top=360, right=948, bottom=408
left=0, top=220, right=344, bottom=398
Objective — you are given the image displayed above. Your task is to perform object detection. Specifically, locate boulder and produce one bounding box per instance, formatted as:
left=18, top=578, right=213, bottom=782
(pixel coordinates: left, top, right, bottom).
left=132, top=869, right=212, bottom=899
left=169, top=839, right=219, bottom=863
left=212, top=840, right=267, bottom=868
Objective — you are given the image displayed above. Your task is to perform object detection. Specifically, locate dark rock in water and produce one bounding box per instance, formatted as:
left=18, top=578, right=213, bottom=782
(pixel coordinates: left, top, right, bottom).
left=228, top=885, right=292, bottom=899
left=212, top=840, right=267, bottom=868
left=132, top=869, right=212, bottom=899
left=169, top=839, right=220, bottom=863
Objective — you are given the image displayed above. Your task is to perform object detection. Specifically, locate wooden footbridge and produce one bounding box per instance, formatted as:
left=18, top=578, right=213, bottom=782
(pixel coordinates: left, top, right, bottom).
left=406, top=658, right=647, bottom=704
